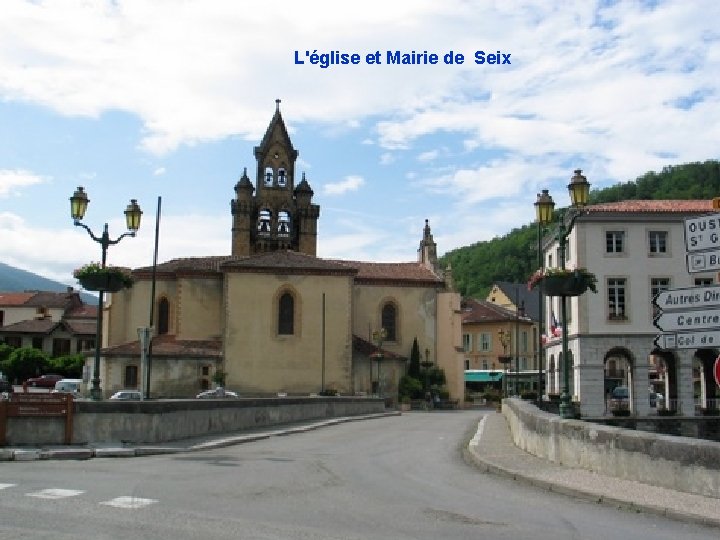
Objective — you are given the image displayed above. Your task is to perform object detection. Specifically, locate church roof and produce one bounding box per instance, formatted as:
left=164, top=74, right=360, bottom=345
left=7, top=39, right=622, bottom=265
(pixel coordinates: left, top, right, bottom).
left=254, top=99, right=297, bottom=161
left=335, top=260, right=444, bottom=285
left=100, top=335, right=223, bottom=358
left=222, top=250, right=356, bottom=275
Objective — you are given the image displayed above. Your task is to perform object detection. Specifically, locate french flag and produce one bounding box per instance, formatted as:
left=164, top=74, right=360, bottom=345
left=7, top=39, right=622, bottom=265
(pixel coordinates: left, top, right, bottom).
left=550, top=312, right=562, bottom=337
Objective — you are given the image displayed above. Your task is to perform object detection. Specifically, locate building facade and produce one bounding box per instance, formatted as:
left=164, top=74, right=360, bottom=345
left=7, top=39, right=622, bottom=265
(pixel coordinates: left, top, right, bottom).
left=98, top=103, right=464, bottom=402
left=541, top=199, right=718, bottom=417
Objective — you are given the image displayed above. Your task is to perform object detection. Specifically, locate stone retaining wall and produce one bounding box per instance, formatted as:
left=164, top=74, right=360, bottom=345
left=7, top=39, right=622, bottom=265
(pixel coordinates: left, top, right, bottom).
left=504, top=398, right=720, bottom=498
left=4, top=397, right=385, bottom=446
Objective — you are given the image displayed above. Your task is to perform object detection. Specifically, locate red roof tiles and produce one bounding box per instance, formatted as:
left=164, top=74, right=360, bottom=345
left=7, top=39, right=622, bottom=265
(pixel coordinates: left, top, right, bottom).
left=586, top=200, right=713, bottom=214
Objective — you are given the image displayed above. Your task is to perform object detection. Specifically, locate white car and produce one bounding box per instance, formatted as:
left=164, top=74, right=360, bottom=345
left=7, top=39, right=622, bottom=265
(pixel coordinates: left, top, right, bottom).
left=109, top=390, right=143, bottom=400
left=196, top=388, right=238, bottom=399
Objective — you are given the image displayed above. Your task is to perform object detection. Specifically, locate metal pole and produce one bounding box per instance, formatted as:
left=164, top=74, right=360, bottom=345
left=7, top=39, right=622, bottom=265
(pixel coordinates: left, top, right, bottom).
left=146, top=196, right=161, bottom=399
left=537, top=222, right=545, bottom=403
left=90, top=225, right=109, bottom=401
left=321, top=293, right=326, bottom=393
left=558, top=219, right=572, bottom=419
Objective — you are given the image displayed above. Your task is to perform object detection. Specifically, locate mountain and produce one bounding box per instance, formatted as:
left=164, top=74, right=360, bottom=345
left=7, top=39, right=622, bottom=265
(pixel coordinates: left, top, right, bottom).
left=441, top=160, right=720, bottom=299
left=0, top=262, right=97, bottom=304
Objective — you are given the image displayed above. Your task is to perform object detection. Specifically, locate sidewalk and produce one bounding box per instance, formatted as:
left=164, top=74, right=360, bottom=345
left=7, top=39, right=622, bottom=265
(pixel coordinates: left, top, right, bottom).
left=465, top=410, right=720, bottom=529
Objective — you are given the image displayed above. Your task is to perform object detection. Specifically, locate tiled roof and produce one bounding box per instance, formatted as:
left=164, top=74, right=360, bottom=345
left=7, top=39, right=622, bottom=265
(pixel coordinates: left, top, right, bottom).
left=491, top=282, right=541, bottom=322
left=0, top=292, right=37, bottom=306
left=100, top=335, right=222, bottom=358
left=65, top=304, right=98, bottom=318
left=461, top=298, right=533, bottom=324
left=132, top=252, right=441, bottom=285
left=222, top=251, right=356, bottom=274
left=352, top=335, right=406, bottom=360
left=585, top=200, right=713, bottom=214
left=64, top=320, right=97, bottom=335
left=0, top=318, right=57, bottom=334
left=334, top=260, right=444, bottom=284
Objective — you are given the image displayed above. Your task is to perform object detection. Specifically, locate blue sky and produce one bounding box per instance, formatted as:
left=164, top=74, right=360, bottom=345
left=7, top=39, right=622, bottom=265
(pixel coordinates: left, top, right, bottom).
left=0, top=0, right=718, bottom=286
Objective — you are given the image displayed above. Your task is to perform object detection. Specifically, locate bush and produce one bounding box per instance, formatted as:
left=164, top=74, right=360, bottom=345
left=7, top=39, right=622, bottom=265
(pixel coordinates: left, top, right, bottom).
left=398, top=375, right=423, bottom=400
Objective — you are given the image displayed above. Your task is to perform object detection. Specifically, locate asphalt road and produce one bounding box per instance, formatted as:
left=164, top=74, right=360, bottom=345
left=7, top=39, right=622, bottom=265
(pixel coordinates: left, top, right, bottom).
left=0, top=411, right=717, bottom=539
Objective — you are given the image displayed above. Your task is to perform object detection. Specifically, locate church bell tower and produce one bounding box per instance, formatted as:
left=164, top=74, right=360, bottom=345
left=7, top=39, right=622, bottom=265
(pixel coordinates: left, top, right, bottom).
left=231, top=100, right=320, bottom=256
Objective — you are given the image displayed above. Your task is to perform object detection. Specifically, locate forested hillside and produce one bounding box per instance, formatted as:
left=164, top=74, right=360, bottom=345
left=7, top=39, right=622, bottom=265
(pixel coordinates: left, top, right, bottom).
left=441, top=160, right=720, bottom=299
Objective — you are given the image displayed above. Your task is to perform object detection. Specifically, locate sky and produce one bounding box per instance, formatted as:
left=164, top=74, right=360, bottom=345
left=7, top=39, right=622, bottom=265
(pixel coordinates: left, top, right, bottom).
left=0, top=0, right=718, bottom=287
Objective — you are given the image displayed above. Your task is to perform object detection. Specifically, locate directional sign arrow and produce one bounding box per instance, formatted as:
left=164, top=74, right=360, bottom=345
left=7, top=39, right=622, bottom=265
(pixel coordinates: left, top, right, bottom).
left=653, top=284, right=720, bottom=311
left=654, top=330, right=720, bottom=350
left=653, top=307, right=720, bottom=332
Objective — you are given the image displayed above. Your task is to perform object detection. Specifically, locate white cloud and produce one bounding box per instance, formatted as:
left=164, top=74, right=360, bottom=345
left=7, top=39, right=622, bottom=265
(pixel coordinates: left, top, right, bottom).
left=323, top=175, right=365, bottom=196
left=0, top=169, right=45, bottom=197
left=417, top=150, right=438, bottom=162
left=153, top=167, right=166, bottom=176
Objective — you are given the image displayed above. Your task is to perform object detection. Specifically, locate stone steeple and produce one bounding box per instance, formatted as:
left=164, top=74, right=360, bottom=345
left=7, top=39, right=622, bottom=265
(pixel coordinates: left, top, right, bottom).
left=231, top=100, right=320, bottom=256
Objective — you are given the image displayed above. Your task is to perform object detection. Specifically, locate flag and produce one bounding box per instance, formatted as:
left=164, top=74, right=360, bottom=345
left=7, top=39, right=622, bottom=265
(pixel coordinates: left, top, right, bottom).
left=550, top=312, right=562, bottom=337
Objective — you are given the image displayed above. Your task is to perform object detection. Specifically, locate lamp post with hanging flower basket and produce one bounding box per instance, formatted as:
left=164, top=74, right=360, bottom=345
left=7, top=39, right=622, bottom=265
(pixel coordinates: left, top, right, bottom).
left=69, top=187, right=142, bottom=400
left=531, top=170, right=592, bottom=419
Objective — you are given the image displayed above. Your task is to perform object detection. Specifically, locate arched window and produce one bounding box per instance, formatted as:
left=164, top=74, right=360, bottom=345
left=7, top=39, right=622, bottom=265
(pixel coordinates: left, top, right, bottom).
left=258, top=209, right=272, bottom=236
left=157, top=297, right=169, bottom=335
left=381, top=303, right=397, bottom=341
left=264, top=166, right=274, bottom=187
left=277, top=167, right=287, bottom=187
left=278, top=210, right=291, bottom=236
left=278, top=292, right=294, bottom=335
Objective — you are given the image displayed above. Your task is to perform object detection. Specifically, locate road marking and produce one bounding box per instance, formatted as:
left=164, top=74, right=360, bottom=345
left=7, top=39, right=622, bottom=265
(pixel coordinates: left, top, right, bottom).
left=26, top=488, right=84, bottom=499
left=101, top=496, right=158, bottom=509
left=0, top=483, right=16, bottom=490
left=468, top=415, right=488, bottom=447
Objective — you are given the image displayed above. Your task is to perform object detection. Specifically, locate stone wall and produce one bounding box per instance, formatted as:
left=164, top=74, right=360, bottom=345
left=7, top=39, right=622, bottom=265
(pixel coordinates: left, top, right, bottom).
left=504, top=398, right=720, bottom=498
left=3, top=397, right=385, bottom=446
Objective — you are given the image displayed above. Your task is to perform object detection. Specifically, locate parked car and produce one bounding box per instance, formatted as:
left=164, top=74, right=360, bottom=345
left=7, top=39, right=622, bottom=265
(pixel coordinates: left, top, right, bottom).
left=609, top=386, right=630, bottom=413
left=109, top=390, right=143, bottom=400
left=52, top=379, right=83, bottom=396
left=196, top=388, right=238, bottom=399
left=24, top=374, right=63, bottom=388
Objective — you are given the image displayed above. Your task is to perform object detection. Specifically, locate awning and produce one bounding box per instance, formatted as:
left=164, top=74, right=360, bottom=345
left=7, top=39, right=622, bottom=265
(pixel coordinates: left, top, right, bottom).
left=464, top=371, right=503, bottom=382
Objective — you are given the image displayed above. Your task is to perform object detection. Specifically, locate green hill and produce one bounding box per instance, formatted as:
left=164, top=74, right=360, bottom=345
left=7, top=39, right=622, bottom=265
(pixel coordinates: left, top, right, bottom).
left=0, top=262, right=97, bottom=304
left=441, top=160, right=720, bottom=299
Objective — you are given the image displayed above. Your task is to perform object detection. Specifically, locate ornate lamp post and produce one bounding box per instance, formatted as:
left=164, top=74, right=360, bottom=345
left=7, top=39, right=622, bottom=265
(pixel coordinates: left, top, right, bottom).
left=534, top=170, right=590, bottom=418
left=534, top=189, right=555, bottom=402
left=70, top=187, right=142, bottom=400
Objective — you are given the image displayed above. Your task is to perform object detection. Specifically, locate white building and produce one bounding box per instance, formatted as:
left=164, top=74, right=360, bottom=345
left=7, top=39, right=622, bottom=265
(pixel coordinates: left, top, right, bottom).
left=542, top=199, right=718, bottom=417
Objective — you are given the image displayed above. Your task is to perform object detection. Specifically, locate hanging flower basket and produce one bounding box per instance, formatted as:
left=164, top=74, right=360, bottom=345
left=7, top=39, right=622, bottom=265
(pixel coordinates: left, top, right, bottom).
left=527, top=267, right=597, bottom=297
left=73, top=262, right=133, bottom=292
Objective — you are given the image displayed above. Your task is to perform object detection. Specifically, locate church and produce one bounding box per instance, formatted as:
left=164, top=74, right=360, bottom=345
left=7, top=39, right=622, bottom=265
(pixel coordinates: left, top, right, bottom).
left=99, top=102, right=464, bottom=403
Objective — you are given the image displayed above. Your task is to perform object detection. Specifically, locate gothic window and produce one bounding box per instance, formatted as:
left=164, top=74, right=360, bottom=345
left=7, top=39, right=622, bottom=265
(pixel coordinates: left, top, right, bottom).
left=258, top=209, right=272, bottom=236
left=278, top=210, right=291, bottom=236
left=157, top=297, right=169, bottom=335
left=277, top=167, right=287, bottom=187
left=278, top=292, right=294, bottom=335
left=381, top=303, right=397, bottom=341
left=264, top=166, right=274, bottom=187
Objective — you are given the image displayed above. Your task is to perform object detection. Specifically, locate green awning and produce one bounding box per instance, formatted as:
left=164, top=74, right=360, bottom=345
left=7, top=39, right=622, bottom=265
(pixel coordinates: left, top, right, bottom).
left=465, top=371, right=503, bottom=382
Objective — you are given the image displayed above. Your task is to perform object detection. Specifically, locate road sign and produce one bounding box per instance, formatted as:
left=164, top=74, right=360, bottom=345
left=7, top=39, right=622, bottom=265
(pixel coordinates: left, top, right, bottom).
left=653, top=307, right=720, bottom=332
left=652, top=284, right=720, bottom=311
left=654, top=330, right=720, bottom=350
left=715, top=357, right=720, bottom=387
left=685, top=214, right=720, bottom=252
left=686, top=249, right=720, bottom=274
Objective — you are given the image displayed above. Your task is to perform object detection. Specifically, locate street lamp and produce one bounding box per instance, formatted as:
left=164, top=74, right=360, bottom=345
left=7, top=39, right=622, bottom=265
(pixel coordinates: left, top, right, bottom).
left=70, top=186, right=142, bottom=400
left=535, top=169, right=590, bottom=419
left=534, top=189, right=555, bottom=403
left=498, top=329, right=511, bottom=398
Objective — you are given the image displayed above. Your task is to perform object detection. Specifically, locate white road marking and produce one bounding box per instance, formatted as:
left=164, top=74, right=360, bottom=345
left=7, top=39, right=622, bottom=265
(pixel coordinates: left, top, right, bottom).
left=26, top=488, right=84, bottom=499
left=101, top=496, right=158, bottom=509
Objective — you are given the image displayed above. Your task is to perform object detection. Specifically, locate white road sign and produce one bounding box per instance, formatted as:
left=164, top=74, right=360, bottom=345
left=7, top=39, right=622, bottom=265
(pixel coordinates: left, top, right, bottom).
left=685, top=214, right=720, bottom=252
left=654, top=330, right=720, bottom=350
left=652, top=285, right=720, bottom=311
left=686, top=249, right=720, bottom=274
left=653, top=308, right=720, bottom=332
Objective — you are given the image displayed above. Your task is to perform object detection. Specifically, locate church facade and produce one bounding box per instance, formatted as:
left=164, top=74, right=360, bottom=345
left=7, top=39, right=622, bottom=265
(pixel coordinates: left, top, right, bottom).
left=99, top=102, right=464, bottom=403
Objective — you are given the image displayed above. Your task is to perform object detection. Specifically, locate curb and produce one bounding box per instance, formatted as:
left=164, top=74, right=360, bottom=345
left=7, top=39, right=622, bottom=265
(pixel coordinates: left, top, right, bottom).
left=0, top=411, right=400, bottom=462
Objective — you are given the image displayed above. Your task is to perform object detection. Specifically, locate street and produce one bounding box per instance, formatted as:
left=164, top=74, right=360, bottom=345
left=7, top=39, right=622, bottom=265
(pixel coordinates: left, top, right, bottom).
left=0, top=411, right=717, bottom=539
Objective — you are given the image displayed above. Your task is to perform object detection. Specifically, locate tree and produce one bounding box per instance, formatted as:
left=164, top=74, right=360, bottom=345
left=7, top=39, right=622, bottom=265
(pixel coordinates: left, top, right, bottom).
left=4, top=347, right=50, bottom=383
left=408, top=338, right=421, bottom=378
left=50, top=354, right=85, bottom=378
